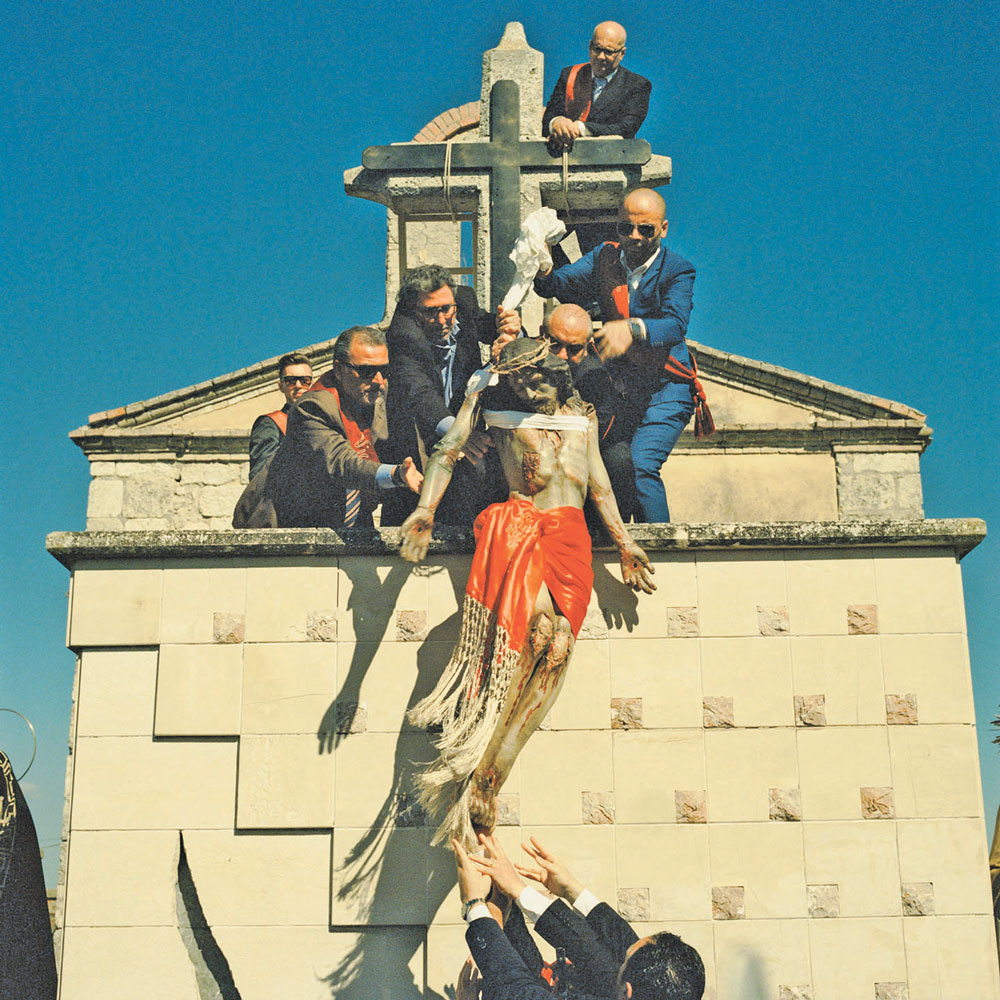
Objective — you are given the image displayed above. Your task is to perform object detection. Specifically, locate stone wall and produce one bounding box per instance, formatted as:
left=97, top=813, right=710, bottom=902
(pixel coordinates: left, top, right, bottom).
left=836, top=448, right=925, bottom=520
left=47, top=523, right=996, bottom=999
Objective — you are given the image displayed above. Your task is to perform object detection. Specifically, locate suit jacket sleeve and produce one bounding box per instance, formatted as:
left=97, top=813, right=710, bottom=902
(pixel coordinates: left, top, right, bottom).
left=585, top=901, right=640, bottom=965
left=287, top=393, right=382, bottom=492
left=573, top=355, right=617, bottom=443
left=639, top=256, right=696, bottom=351
left=534, top=899, right=621, bottom=997
left=533, top=245, right=601, bottom=304
left=387, top=309, right=453, bottom=448
left=584, top=70, right=651, bottom=138
left=541, top=66, right=572, bottom=136
left=465, top=918, right=554, bottom=1000
left=248, top=413, right=282, bottom=482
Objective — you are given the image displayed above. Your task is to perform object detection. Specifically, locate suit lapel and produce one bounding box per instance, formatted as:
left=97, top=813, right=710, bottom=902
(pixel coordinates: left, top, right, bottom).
left=592, top=66, right=624, bottom=110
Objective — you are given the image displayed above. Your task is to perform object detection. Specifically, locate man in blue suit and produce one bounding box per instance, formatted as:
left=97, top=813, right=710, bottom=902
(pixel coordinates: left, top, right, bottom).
left=535, top=188, right=707, bottom=523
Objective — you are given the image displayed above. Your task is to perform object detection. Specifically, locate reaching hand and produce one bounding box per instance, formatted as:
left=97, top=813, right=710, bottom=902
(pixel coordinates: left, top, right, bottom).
left=594, top=319, right=634, bottom=361
left=399, top=508, right=434, bottom=563
left=620, top=540, right=656, bottom=594
left=495, top=305, right=521, bottom=337
left=491, top=331, right=518, bottom=362
left=461, top=428, right=494, bottom=466
left=515, top=836, right=584, bottom=902
left=452, top=839, right=492, bottom=905
left=468, top=833, right=526, bottom=899
left=397, top=456, right=423, bottom=494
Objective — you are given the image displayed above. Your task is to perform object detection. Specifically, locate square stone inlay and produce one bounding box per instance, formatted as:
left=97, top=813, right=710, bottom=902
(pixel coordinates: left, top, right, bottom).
left=712, top=885, right=745, bottom=920
left=861, top=786, right=895, bottom=819
left=394, top=792, right=428, bottom=828
left=769, top=787, right=802, bottom=822
left=807, top=883, right=840, bottom=918
left=496, top=793, right=520, bottom=826
left=874, top=985, right=908, bottom=1000
left=306, top=610, right=337, bottom=642
left=617, top=887, right=650, bottom=922
left=901, top=881, right=934, bottom=916
left=213, top=612, right=244, bottom=644
left=847, top=604, right=879, bottom=634
left=667, top=606, right=699, bottom=637
left=582, top=791, right=614, bottom=825
left=794, top=694, right=827, bottom=727
left=779, top=988, right=814, bottom=1000
left=611, top=697, right=643, bottom=730
left=674, top=790, right=707, bottom=824
left=757, top=605, right=789, bottom=636
left=703, top=696, right=734, bottom=728
left=335, top=701, right=367, bottom=735
left=885, top=693, right=918, bottom=725
left=396, top=610, right=428, bottom=642
left=579, top=608, right=609, bottom=639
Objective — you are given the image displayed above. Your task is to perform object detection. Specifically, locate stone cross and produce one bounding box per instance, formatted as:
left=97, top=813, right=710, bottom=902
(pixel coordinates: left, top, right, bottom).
left=362, top=79, right=652, bottom=309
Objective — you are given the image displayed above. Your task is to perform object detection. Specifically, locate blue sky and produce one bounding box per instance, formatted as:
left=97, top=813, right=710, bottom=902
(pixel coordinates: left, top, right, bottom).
left=3, top=1, right=998, bottom=885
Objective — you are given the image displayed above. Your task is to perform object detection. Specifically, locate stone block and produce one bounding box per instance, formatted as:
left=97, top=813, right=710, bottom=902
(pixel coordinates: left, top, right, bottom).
left=667, top=606, right=699, bottom=637
left=241, top=643, right=336, bottom=735
left=197, top=482, right=245, bottom=518
left=703, top=696, right=734, bottom=728
left=582, top=790, right=615, bottom=824
left=183, top=829, right=331, bottom=926
left=848, top=603, right=880, bottom=634
left=496, top=793, right=520, bottom=826
left=902, top=915, right=1000, bottom=1000
left=306, top=610, right=337, bottom=641
left=695, top=552, right=786, bottom=637
left=611, top=697, right=643, bottom=730
left=122, top=469, right=178, bottom=518
left=873, top=551, right=965, bottom=635
left=701, top=637, right=794, bottom=726
left=617, top=825, right=710, bottom=920
left=395, top=609, right=427, bottom=641
left=611, top=637, right=702, bottom=728
left=424, top=557, right=471, bottom=641
left=236, top=734, right=335, bottom=828
left=86, top=515, right=124, bottom=530
left=520, top=730, right=612, bottom=826
left=617, top=887, right=650, bottom=921
left=779, top=987, right=814, bottom=1000
left=71, top=737, right=236, bottom=830
left=803, top=821, right=901, bottom=917
left=705, top=728, right=798, bottom=822
left=124, top=517, right=171, bottom=530
left=87, top=476, right=123, bottom=518
left=888, top=725, right=983, bottom=819
left=76, top=648, right=157, bottom=736
left=179, top=461, right=240, bottom=485
left=714, top=919, right=813, bottom=999
left=159, top=560, right=247, bottom=644
left=861, top=786, right=896, bottom=820
left=394, top=791, right=428, bottom=828
left=154, top=644, right=242, bottom=736
left=579, top=607, right=609, bottom=638
left=901, top=882, right=934, bottom=916
left=807, top=919, right=906, bottom=999
left=758, top=605, right=790, bottom=635
left=548, top=639, right=610, bottom=731
left=807, top=884, right=840, bottom=919
left=213, top=612, right=244, bottom=643
left=69, top=562, right=162, bottom=646
left=675, top=790, right=707, bottom=824
left=337, top=556, right=427, bottom=642
left=875, top=985, right=909, bottom=1000
left=335, top=701, right=367, bottom=734
left=613, top=729, right=705, bottom=825
left=244, top=560, right=339, bottom=642
left=425, top=924, right=474, bottom=1000
left=64, top=830, right=179, bottom=926
left=594, top=552, right=697, bottom=639
left=791, top=635, right=886, bottom=725
left=710, top=823, right=806, bottom=918
left=880, top=635, right=975, bottom=724
left=797, top=727, right=891, bottom=820
left=886, top=693, right=919, bottom=725
left=770, top=787, right=803, bottom=821
left=794, top=694, right=826, bottom=727
left=712, top=886, right=745, bottom=919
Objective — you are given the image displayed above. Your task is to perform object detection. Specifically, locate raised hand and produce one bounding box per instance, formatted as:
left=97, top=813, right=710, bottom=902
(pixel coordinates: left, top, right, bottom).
left=468, top=832, right=526, bottom=899
left=515, top=836, right=584, bottom=902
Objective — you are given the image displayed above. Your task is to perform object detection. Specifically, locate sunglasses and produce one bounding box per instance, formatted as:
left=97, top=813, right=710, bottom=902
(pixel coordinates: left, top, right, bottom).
left=543, top=334, right=589, bottom=359
left=344, top=363, right=388, bottom=380
left=589, top=42, right=624, bottom=58
left=616, top=221, right=659, bottom=240
left=280, top=375, right=313, bottom=386
left=416, top=303, right=457, bottom=322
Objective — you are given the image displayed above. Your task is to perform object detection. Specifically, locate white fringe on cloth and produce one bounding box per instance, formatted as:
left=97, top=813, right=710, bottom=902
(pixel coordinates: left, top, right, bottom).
left=407, top=593, right=522, bottom=846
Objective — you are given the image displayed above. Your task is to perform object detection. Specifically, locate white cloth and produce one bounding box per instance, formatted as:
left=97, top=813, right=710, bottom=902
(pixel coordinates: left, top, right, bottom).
left=483, top=410, right=590, bottom=431
left=502, top=208, right=567, bottom=311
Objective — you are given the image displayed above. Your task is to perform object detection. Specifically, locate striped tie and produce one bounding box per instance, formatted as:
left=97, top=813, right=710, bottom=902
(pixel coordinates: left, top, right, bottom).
left=344, top=489, right=361, bottom=528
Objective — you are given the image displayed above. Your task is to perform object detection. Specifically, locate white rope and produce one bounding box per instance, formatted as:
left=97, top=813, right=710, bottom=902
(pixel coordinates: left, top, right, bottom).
left=443, top=140, right=458, bottom=222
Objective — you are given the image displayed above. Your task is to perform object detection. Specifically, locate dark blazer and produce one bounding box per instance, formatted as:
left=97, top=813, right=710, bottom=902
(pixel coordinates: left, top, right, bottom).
left=248, top=403, right=288, bottom=481
left=386, top=283, right=498, bottom=454
left=232, top=384, right=393, bottom=529
left=573, top=351, right=624, bottom=447
left=542, top=63, right=651, bottom=140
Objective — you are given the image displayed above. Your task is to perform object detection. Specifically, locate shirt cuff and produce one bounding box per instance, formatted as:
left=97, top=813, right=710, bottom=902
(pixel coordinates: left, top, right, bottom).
left=464, top=902, right=491, bottom=923
left=516, top=885, right=556, bottom=923
left=375, top=464, right=395, bottom=490
left=435, top=415, right=456, bottom=439
left=580, top=121, right=592, bottom=136
left=573, top=888, right=600, bottom=917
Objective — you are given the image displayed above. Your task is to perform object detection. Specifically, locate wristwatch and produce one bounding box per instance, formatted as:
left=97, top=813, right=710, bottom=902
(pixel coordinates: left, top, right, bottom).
left=628, top=318, right=647, bottom=343
left=461, top=897, right=487, bottom=920
left=391, top=463, right=406, bottom=487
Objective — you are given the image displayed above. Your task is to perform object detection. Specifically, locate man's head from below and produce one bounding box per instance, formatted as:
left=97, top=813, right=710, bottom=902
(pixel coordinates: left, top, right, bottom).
left=617, top=931, right=706, bottom=1000
left=331, top=326, right=388, bottom=417
left=590, top=21, right=626, bottom=79
left=543, top=304, right=592, bottom=367
left=618, top=187, right=668, bottom=270
left=493, top=337, right=576, bottom=416
left=398, top=264, right=458, bottom=343
left=278, top=353, right=313, bottom=405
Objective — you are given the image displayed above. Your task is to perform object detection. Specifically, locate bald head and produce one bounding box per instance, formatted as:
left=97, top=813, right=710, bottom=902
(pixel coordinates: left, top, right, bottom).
left=619, top=188, right=668, bottom=268
left=544, top=304, right=593, bottom=366
left=622, top=187, right=666, bottom=224
left=590, top=22, right=627, bottom=78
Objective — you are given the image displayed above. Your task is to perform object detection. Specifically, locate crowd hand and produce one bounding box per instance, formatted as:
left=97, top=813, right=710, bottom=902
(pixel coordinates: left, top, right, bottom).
left=491, top=331, right=518, bottom=362
left=455, top=958, right=482, bottom=1000
left=620, top=540, right=656, bottom=594
left=468, top=833, right=526, bottom=899
left=399, top=507, right=434, bottom=564
left=460, top=428, right=493, bottom=466
left=516, top=836, right=584, bottom=902
left=452, top=838, right=492, bottom=904
left=397, top=456, right=423, bottom=494
left=549, top=116, right=580, bottom=142
left=594, top=319, right=634, bottom=361
left=495, top=305, right=521, bottom=337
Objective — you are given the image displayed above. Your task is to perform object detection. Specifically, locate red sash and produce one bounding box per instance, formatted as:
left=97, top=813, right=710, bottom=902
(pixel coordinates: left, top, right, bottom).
left=564, top=63, right=592, bottom=122
left=309, top=380, right=380, bottom=462
left=266, top=409, right=288, bottom=435
left=595, top=243, right=715, bottom=439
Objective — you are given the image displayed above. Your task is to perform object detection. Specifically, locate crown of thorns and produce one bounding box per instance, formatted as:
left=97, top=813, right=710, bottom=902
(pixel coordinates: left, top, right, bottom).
left=492, top=337, right=552, bottom=375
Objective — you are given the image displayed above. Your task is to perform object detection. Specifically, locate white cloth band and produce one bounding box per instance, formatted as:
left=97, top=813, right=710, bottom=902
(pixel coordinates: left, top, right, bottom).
left=483, top=410, right=590, bottom=431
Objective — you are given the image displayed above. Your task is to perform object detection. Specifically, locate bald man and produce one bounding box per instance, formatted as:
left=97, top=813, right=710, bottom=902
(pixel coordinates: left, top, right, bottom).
left=542, top=22, right=651, bottom=151
left=542, top=304, right=639, bottom=520
left=535, top=188, right=704, bottom=523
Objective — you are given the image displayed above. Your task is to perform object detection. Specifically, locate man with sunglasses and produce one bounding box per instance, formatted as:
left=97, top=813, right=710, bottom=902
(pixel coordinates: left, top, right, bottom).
left=535, top=188, right=706, bottom=523
left=387, top=264, right=521, bottom=525
left=248, top=352, right=313, bottom=480
left=233, top=326, right=423, bottom=529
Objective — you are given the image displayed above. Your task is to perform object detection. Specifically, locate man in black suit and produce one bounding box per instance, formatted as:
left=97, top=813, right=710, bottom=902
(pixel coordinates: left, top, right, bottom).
left=454, top=834, right=705, bottom=1000
left=386, top=264, right=520, bottom=525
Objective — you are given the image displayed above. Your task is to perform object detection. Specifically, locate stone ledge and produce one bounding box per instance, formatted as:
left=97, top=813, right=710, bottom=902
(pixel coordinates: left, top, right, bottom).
left=45, top=518, right=986, bottom=568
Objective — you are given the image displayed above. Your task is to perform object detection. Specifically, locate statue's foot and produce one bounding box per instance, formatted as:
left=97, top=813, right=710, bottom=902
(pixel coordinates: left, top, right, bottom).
left=469, top=768, right=498, bottom=835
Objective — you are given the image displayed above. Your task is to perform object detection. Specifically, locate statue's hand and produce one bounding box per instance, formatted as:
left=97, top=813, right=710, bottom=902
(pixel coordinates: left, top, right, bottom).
left=399, top=508, right=434, bottom=563
left=620, top=540, right=656, bottom=594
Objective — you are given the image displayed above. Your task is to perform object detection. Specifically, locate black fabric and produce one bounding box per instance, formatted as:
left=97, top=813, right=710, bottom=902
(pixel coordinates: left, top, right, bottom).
left=248, top=404, right=288, bottom=482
